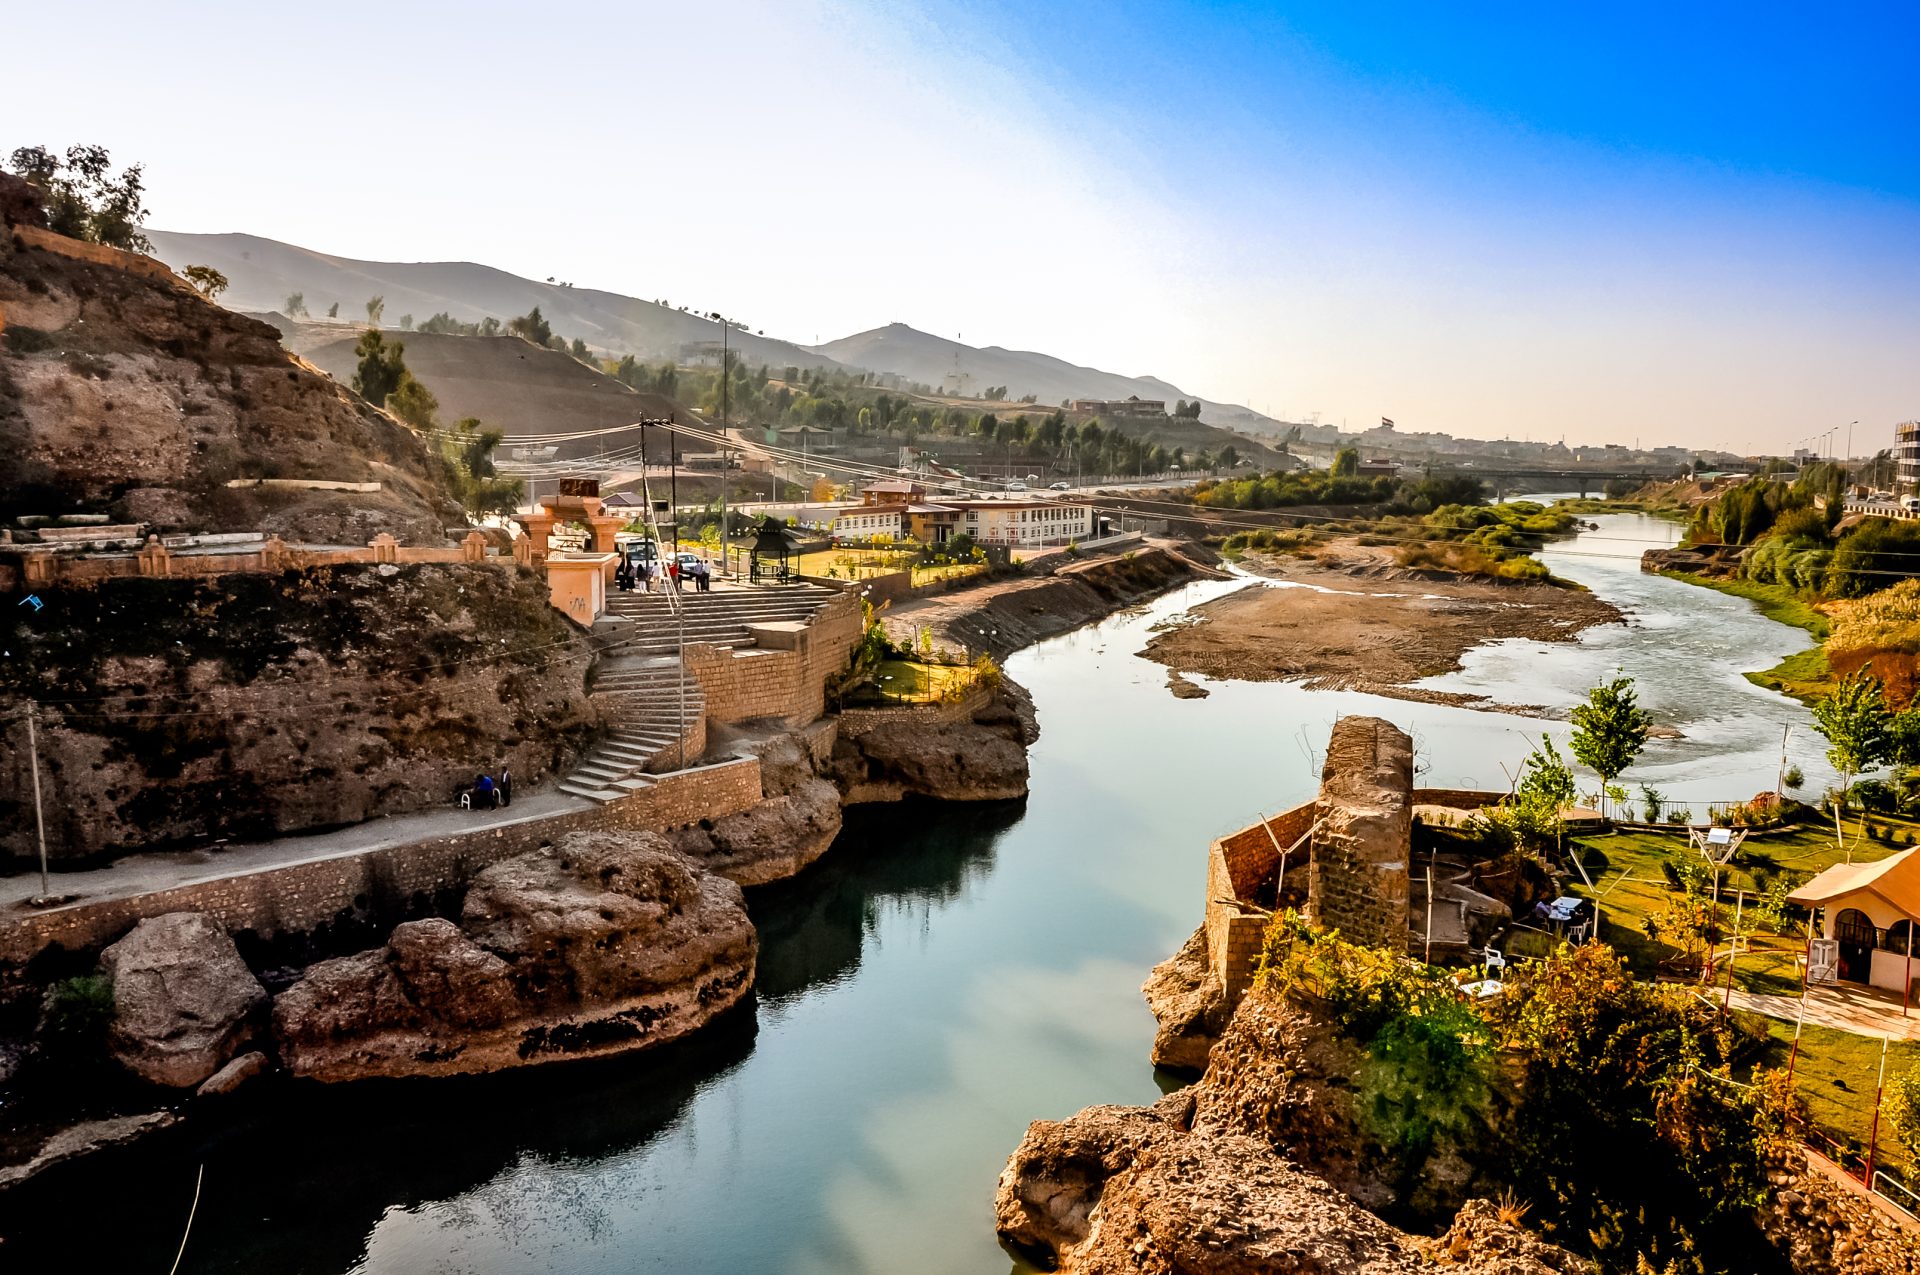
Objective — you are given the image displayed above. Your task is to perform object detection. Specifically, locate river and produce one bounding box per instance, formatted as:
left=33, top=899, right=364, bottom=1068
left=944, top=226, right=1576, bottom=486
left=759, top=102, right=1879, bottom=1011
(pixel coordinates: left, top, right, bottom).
left=0, top=513, right=1837, bottom=1273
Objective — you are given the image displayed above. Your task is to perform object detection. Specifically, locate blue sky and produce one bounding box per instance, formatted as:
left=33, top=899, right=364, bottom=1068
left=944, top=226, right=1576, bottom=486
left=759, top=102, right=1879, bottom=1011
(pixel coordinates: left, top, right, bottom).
left=8, top=1, right=1916, bottom=450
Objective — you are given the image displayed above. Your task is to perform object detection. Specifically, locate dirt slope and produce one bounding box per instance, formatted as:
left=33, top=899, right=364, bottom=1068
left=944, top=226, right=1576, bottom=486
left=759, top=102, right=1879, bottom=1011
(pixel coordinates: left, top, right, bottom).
left=0, top=229, right=456, bottom=542
left=298, top=329, right=692, bottom=460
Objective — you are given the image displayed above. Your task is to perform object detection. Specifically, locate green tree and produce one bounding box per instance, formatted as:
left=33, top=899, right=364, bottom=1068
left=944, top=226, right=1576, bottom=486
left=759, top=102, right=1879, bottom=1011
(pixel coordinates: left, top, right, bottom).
left=1331, top=446, right=1360, bottom=478
left=1569, top=675, right=1653, bottom=817
left=387, top=375, right=438, bottom=429
left=284, top=291, right=308, bottom=317
left=439, top=418, right=523, bottom=517
left=569, top=336, right=590, bottom=360
left=365, top=295, right=385, bottom=326
left=181, top=264, right=228, bottom=300
left=1812, top=670, right=1889, bottom=807
left=327, top=301, right=339, bottom=318
left=398, top=313, right=414, bottom=331
left=508, top=306, right=552, bottom=346
left=350, top=329, right=407, bottom=407
left=1890, top=1063, right=1920, bottom=1170
left=9, top=144, right=152, bottom=251
left=1513, top=735, right=1579, bottom=851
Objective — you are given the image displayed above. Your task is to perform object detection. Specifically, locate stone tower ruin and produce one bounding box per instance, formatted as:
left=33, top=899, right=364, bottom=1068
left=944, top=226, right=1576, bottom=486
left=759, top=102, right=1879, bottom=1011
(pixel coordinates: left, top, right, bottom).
left=1306, top=716, right=1412, bottom=952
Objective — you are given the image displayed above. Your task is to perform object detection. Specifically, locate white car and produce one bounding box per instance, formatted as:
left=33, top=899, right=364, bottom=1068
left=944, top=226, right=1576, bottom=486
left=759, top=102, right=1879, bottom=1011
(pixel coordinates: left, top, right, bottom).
left=1005, top=481, right=1028, bottom=492
left=1048, top=481, right=1070, bottom=490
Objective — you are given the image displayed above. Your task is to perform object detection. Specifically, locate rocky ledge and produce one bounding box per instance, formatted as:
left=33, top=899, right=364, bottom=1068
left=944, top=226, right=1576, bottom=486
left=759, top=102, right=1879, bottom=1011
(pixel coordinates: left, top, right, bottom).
left=830, top=680, right=1038, bottom=805
left=273, top=829, right=754, bottom=1081
left=996, top=1090, right=1587, bottom=1274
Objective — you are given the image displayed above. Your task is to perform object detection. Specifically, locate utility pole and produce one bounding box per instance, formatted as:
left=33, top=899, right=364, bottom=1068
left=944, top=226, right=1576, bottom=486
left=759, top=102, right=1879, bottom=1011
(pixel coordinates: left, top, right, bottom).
left=26, top=702, right=49, bottom=899
left=717, top=315, right=731, bottom=578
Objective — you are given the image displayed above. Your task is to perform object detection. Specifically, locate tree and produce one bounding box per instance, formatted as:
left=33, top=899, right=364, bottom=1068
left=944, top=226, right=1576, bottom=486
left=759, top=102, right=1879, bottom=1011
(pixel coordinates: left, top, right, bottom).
left=398, top=313, right=414, bottom=331
left=350, top=330, right=408, bottom=407
left=284, top=291, right=308, bottom=317
left=1569, top=675, right=1653, bottom=817
left=1220, top=444, right=1240, bottom=469
left=8, top=144, right=152, bottom=251
left=440, top=418, right=523, bottom=517
left=1812, top=670, right=1890, bottom=808
left=387, top=375, right=438, bottom=429
left=365, top=295, right=385, bottom=326
left=327, top=301, right=339, bottom=319
left=1332, top=446, right=1360, bottom=478
left=508, top=306, right=552, bottom=346
left=181, top=265, right=228, bottom=301
left=1512, top=735, right=1578, bottom=852
left=1890, top=1064, right=1920, bottom=1170
left=569, top=336, right=589, bottom=361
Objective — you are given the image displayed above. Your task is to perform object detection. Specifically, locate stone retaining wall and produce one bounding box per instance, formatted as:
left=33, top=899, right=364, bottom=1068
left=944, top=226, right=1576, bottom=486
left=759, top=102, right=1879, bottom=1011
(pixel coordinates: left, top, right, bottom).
left=684, top=592, right=862, bottom=729
left=5, top=530, right=497, bottom=589
left=0, top=755, right=764, bottom=968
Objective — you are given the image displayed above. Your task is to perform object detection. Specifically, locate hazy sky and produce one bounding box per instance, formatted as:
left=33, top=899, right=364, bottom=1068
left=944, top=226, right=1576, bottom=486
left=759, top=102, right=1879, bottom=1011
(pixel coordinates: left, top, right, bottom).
left=11, top=1, right=1917, bottom=450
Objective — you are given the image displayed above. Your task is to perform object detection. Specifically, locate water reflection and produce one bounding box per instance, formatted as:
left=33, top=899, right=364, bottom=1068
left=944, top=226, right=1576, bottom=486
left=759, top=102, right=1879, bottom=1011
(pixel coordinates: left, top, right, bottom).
left=0, top=514, right=1838, bottom=1273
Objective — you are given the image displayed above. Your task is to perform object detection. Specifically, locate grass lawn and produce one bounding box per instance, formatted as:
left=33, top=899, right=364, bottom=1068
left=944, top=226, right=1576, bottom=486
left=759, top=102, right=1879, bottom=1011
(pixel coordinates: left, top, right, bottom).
left=1554, top=823, right=1920, bottom=1179
left=1747, top=645, right=1836, bottom=705
left=795, top=547, right=989, bottom=589
left=864, top=657, right=977, bottom=704
left=1744, top=1016, right=1920, bottom=1180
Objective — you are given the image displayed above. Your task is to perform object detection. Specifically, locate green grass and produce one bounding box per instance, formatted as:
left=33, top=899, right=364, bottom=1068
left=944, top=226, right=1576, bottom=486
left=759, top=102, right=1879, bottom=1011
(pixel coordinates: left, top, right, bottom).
left=1550, top=826, right=1920, bottom=1179
left=864, top=657, right=977, bottom=704
left=1745, top=1017, right=1919, bottom=1180
left=1746, top=644, right=1836, bottom=705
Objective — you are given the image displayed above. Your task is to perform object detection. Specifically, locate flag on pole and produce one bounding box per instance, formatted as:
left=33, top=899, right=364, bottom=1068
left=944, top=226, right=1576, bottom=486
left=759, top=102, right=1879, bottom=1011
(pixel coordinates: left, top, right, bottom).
left=1381, top=417, right=1395, bottom=428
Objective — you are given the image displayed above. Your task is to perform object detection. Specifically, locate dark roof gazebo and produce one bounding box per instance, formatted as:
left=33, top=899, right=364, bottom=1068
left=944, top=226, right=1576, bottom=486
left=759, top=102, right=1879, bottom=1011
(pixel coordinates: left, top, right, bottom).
left=749, top=515, right=805, bottom=584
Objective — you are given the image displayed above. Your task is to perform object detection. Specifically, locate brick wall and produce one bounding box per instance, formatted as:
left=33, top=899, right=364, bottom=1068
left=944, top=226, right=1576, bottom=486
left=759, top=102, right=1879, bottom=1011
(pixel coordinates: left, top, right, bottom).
left=1205, top=800, right=1315, bottom=1003
left=7, top=531, right=498, bottom=589
left=0, top=755, right=764, bottom=968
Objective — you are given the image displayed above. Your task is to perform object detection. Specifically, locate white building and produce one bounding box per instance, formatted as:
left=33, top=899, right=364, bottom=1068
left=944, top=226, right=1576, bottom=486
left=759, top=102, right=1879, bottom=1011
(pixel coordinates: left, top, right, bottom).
left=1789, top=848, right=1920, bottom=994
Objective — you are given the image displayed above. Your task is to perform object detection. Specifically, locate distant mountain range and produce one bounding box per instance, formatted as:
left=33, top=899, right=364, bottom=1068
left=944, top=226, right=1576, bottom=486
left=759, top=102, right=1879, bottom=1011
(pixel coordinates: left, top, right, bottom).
left=148, top=230, right=1277, bottom=434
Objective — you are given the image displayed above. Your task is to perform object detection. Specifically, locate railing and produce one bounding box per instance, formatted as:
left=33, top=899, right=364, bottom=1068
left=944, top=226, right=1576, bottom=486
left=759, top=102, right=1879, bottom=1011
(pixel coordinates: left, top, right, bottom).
left=1875, top=1170, right=1920, bottom=1220
left=1619, top=797, right=1781, bottom=827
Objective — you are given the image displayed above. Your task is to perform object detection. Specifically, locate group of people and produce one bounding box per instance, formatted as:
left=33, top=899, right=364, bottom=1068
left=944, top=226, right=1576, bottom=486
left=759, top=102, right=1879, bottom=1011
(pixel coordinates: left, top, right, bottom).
left=615, top=555, right=712, bottom=593
left=462, top=767, right=511, bottom=810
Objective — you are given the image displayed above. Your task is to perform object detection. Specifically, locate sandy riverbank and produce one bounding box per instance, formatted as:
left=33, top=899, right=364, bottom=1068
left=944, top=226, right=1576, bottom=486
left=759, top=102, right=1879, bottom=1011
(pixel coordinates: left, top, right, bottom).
left=1138, top=540, right=1621, bottom=711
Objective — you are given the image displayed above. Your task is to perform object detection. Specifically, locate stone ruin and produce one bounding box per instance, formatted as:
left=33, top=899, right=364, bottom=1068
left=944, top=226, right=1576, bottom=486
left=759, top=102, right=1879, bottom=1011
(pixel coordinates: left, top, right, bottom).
left=1304, top=716, right=1413, bottom=953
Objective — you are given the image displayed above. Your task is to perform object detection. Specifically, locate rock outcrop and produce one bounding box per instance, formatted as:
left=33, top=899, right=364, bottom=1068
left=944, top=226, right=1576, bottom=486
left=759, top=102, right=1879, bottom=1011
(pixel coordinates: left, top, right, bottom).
left=0, top=563, right=595, bottom=863
left=272, top=830, right=755, bottom=1081
left=1142, top=925, right=1231, bottom=1072
left=97, top=912, right=267, bottom=1088
left=831, top=680, right=1038, bottom=804
left=996, top=1090, right=1587, bottom=1275
left=672, top=731, right=845, bottom=886
left=1, top=218, right=455, bottom=541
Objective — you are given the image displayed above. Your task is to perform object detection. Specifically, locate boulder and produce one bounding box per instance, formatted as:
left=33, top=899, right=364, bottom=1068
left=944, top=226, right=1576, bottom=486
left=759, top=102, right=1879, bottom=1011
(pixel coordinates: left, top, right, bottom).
left=273, top=831, right=755, bottom=1081
left=195, top=1049, right=270, bottom=1098
left=831, top=682, right=1036, bottom=804
left=1142, top=925, right=1230, bottom=1072
left=672, top=776, right=844, bottom=886
left=996, top=1093, right=1588, bottom=1275
left=98, top=912, right=267, bottom=1088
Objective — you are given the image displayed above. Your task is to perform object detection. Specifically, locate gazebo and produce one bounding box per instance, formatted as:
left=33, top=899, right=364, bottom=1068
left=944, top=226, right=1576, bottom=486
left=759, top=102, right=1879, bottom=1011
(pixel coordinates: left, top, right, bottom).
left=1788, top=847, right=1920, bottom=998
left=748, top=516, right=804, bottom=584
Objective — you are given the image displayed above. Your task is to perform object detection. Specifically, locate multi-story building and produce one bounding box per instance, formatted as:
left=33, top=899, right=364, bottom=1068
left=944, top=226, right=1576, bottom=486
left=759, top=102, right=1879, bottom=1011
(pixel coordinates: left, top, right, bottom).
left=1897, top=421, right=1920, bottom=493
left=832, top=491, right=1099, bottom=548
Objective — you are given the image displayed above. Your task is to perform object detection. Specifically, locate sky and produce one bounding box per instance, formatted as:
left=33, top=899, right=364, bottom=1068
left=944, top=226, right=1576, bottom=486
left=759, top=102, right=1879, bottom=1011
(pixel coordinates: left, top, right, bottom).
left=9, top=0, right=1918, bottom=451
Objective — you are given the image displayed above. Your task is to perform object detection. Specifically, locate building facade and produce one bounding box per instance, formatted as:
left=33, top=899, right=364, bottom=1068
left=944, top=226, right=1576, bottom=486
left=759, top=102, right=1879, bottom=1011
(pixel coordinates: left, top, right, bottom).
left=1897, top=421, right=1920, bottom=493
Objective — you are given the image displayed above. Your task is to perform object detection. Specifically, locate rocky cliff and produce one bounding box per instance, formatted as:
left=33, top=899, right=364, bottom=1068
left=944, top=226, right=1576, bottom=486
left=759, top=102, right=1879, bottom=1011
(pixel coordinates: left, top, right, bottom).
left=272, top=830, right=755, bottom=1080
left=0, top=562, right=595, bottom=863
left=996, top=1089, right=1587, bottom=1275
left=1, top=218, right=456, bottom=541
left=830, top=680, right=1038, bottom=805
left=672, top=729, right=845, bottom=886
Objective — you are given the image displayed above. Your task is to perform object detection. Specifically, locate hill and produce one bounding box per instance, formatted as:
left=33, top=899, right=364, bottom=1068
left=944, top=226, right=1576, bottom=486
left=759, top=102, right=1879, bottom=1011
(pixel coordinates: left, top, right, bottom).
left=2, top=223, right=456, bottom=542
left=146, top=230, right=849, bottom=374
left=295, top=327, right=693, bottom=461
left=809, top=323, right=1278, bottom=434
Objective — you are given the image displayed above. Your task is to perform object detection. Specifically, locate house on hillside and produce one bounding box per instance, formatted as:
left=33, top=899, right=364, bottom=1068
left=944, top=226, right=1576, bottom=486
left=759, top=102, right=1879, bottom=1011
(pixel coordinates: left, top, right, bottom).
left=1789, top=848, right=1920, bottom=994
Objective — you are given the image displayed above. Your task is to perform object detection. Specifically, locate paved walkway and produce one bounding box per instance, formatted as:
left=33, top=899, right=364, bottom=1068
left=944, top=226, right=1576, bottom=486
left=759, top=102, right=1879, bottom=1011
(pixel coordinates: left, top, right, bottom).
left=1725, top=981, right=1920, bottom=1042
left=0, top=790, right=591, bottom=920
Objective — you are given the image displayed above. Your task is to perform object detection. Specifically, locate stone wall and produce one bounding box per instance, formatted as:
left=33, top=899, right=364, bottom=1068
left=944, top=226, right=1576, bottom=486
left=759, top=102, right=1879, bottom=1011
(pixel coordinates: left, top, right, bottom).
left=1307, top=717, right=1413, bottom=953
left=0, top=755, right=764, bottom=969
left=1205, top=802, right=1315, bottom=1004
left=685, top=592, right=861, bottom=729
left=6, top=530, right=496, bottom=589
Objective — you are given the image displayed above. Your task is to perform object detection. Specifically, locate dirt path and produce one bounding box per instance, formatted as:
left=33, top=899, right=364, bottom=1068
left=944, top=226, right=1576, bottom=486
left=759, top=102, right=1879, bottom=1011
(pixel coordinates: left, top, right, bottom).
left=1138, top=540, right=1621, bottom=711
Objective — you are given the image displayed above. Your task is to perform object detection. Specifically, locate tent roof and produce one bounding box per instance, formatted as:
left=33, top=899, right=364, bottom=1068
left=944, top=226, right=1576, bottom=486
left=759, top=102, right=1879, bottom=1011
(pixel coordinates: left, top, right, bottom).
left=1787, top=847, right=1920, bottom=919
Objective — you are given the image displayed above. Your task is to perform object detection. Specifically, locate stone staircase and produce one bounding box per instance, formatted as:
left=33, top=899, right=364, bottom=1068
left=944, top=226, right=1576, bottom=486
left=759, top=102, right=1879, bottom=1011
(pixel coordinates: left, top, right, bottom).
left=560, top=585, right=846, bottom=803
left=594, top=584, right=843, bottom=657
left=556, top=655, right=707, bottom=802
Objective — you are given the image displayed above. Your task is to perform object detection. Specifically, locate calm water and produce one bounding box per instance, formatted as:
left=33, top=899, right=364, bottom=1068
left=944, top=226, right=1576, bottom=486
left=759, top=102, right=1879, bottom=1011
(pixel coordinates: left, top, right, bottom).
left=0, top=514, right=1834, bottom=1272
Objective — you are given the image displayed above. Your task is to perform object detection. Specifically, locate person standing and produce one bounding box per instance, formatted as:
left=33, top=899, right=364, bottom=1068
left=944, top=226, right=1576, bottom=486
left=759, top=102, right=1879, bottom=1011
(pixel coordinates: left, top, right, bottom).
left=499, top=764, right=512, bottom=808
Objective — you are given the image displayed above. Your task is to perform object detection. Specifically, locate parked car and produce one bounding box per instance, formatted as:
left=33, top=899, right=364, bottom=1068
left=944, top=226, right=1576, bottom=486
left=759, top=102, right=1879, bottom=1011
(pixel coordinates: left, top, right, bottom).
left=1005, top=481, right=1028, bottom=492
left=1048, top=481, right=1071, bottom=490
left=674, top=552, right=705, bottom=577
left=1903, top=497, right=1920, bottom=512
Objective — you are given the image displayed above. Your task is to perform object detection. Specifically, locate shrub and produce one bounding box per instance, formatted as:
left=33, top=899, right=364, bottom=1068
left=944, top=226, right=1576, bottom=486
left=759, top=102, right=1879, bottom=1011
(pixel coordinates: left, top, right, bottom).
left=38, top=972, right=115, bottom=1056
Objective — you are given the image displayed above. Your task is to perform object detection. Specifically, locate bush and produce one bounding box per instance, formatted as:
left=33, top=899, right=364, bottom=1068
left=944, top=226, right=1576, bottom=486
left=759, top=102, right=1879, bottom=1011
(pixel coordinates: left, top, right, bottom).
left=38, top=972, right=115, bottom=1056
